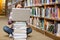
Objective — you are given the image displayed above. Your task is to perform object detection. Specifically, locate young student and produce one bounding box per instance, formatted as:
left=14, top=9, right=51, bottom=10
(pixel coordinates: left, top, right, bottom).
left=3, top=2, right=32, bottom=37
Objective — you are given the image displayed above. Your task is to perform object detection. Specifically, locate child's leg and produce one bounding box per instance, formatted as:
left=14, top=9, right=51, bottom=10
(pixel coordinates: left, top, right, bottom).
left=3, top=26, right=13, bottom=34
left=27, top=28, right=32, bottom=35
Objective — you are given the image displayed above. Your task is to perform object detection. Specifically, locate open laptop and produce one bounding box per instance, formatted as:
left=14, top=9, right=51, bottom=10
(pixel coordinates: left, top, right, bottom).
left=11, top=8, right=32, bottom=21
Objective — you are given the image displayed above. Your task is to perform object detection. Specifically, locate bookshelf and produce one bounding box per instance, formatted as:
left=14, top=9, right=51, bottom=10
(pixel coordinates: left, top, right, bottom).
left=23, top=0, right=60, bottom=40
left=6, top=0, right=24, bottom=16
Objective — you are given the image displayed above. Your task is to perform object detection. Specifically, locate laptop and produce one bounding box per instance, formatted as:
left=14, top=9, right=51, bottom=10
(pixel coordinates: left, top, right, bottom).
left=11, top=8, right=32, bottom=21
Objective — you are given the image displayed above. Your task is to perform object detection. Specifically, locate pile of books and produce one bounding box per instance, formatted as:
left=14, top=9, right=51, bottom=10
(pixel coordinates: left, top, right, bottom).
left=13, top=22, right=27, bottom=40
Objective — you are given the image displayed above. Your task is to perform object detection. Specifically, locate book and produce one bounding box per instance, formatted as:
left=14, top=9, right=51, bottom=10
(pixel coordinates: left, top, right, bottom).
left=52, top=0, right=56, bottom=2
left=45, top=7, right=51, bottom=18
left=34, top=7, right=40, bottom=16
left=29, top=18, right=33, bottom=24
left=36, top=18, right=40, bottom=28
left=37, top=7, right=40, bottom=17
left=56, top=0, right=60, bottom=3
left=35, top=7, right=38, bottom=16
left=56, top=23, right=60, bottom=36
left=41, top=8, right=45, bottom=17
left=13, top=23, right=27, bottom=29
left=32, top=7, right=36, bottom=16
left=13, top=23, right=26, bottom=26
left=30, top=0, right=33, bottom=6
left=45, top=8, right=49, bottom=18
left=45, top=0, right=50, bottom=4
left=24, top=0, right=27, bottom=7
left=46, top=22, right=50, bottom=30
left=13, top=35, right=27, bottom=39
left=51, top=8, right=56, bottom=19
left=39, top=19, right=44, bottom=30
left=40, top=0, right=42, bottom=4
left=14, top=38, right=26, bottom=40
left=42, top=0, right=45, bottom=4
left=40, top=7, right=45, bottom=17
left=48, top=22, right=54, bottom=33
left=13, top=29, right=27, bottom=34
left=33, top=18, right=37, bottom=26
left=53, top=22, right=58, bottom=34
left=27, top=0, right=31, bottom=6
left=13, top=33, right=27, bottom=36
left=13, top=33, right=27, bottom=39
left=34, top=0, right=40, bottom=5
left=55, top=7, right=58, bottom=19
left=13, top=26, right=27, bottom=29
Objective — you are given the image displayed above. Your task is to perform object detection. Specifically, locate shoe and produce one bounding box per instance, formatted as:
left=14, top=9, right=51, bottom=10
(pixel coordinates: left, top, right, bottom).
left=9, top=34, right=13, bottom=38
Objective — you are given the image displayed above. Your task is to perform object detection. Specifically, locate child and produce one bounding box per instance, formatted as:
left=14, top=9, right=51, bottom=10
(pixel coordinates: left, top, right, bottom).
left=3, top=1, right=32, bottom=38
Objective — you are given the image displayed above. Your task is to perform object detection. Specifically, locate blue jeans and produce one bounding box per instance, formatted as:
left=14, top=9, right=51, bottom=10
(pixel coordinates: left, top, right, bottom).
left=3, top=26, right=32, bottom=35
left=3, top=26, right=14, bottom=34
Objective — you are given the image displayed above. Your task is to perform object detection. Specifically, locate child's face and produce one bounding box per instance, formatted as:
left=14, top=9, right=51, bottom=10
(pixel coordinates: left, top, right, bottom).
left=16, top=4, right=22, bottom=8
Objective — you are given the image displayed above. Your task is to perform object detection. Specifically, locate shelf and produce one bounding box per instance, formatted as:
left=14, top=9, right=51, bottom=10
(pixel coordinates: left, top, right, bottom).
left=45, top=30, right=60, bottom=40
left=30, top=16, right=40, bottom=18
left=30, top=16, right=60, bottom=21
left=8, top=0, right=24, bottom=7
left=24, top=0, right=60, bottom=40
left=44, top=17, right=57, bottom=21
left=24, top=4, right=43, bottom=8
left=29, top=24, right=60, bottom=40
left=29, top=24, right=45, bottom=34
left=30, top=16, right=45, bottom=19
left=45, top=2, right=60, bottom=5
left=45, top=17, right=60, bottom=21
left=24, top=3, right=60, bottom=8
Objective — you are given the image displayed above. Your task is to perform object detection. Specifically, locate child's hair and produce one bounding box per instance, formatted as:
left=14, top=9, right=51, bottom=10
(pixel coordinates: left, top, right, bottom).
left=15, top=1, right=24, bottom=8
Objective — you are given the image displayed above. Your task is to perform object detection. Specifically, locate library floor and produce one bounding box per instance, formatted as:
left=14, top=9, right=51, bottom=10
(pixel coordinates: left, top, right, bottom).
left=0, top=17, right=53, bottom=40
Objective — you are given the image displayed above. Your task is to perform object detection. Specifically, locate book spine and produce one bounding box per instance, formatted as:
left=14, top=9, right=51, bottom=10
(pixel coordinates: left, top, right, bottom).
left=52, top=0, right=56, bottom=2
left=36, top=18, right=40, bottom=28
left=40, top=20, right=44, bottom=30
left=46, top=0, right=50, bottom=4
left=30, top=0, right=33, bottom=6
left=56, top=23, right=60, bottom=36
left=29, top=18, right=33, bottom=24
left=32, top=7, right=36, bottom=16
left=42, top=8, right=45, bottom=17
left=37, top=7, right=40, bottom=17
left=45, top=8, right=49, bottom=18
left=53, top=22, right=58, bottom=34
left=55, top=7, right=58, bottom=19
left=33, top=18, right=37, bottom=26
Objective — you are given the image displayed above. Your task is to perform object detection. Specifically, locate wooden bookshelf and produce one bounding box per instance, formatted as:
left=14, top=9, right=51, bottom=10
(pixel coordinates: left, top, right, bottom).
left=23, top=0, right=60, bottom=40
left=24, top=3, right=60, bottom=8
left=29, top=24, right=45, bottom=34
left=45, top=30, right=60, bottom=40
left=24, top=4, right=43, bottom=8
left=30, top=24, right=60, bottom=40
left=30, top=16, right=60, bottom=21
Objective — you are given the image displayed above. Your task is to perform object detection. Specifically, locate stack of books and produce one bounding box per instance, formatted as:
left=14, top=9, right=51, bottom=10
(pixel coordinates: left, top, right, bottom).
left=13, top=22, right=27, bottom=40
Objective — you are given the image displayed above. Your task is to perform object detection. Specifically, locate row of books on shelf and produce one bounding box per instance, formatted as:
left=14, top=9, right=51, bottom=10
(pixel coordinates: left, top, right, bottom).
left=8, top=0, right=23, bottom=8
left=7, top=0, right=22, bottom=14
left=31, top=7, right=60, bottom=19
left=45, top=21, right=60, bottom=37
left=24, top=0, right=60, bottom=6
left=29, top=17, right=60, bottom=37
left=29, top=18, right=44, bottom=30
